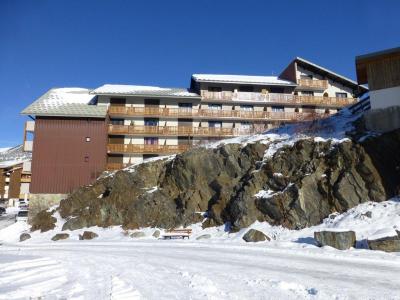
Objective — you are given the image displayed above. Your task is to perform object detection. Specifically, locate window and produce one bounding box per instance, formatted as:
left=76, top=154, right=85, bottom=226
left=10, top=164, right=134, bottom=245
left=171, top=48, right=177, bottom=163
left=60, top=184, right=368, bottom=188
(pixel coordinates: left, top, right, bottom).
left=85, top=137, right=91, bottom=142
left=238, top=85, right=254, bottom=92
left=208, top=104, right=222, bottom=110
left=271, top=106, right=285, bottom=112
left=110, top=98, right=126, bottom=106
left=240, top=105, right=254, bottom=111
left=270, top=87, right=284, bottom=94
left=240, top=122, right=252, bottom=129
left=335, top=92, right=347, bottom=98
left=209, top=121, right=222, bottom=128
left=300, top=74, right=313, bottom=79
left=144, top=118, right=159, bottom=126
left=208, top=86, right=222, bottom=92
left=84, top=156, right=89, bottom=162
left=144, top=99, right=160, bottom=106
left=144, top=137, right=158, bottom=145
left=110, top=119, right=124, bottom=125
left=178, top=103, right=192, bottom=109
left=302, top=91, right=314, bottom=96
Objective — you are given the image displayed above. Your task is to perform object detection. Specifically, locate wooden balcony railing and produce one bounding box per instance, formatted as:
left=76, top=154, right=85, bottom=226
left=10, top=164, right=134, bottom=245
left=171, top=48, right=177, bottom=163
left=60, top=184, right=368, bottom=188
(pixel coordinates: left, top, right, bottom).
left=107, top=144, right=192, bottom=154
left=108, top=124, right=265, bottom=137
left=297, top=78, right=329, bottom=90
left=108, top=106, right=329, bottom=121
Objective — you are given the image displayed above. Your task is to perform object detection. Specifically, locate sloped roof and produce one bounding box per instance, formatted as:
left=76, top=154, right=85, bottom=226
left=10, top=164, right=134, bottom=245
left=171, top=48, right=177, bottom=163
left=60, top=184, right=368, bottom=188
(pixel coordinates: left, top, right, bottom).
left=294, top=57, right=368, bottom=92
left=91, top=84, right=200, bottom=98
left=191, top=74, right=296, bottom=86
left=21, top=88, right=107, bottom=118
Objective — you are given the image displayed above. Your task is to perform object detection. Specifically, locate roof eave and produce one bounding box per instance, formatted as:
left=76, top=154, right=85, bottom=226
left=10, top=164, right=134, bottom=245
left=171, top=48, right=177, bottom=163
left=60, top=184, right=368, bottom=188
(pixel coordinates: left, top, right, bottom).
left=191, top=79, right=297, bottom=86
left=91, top=92, right=201, bottom=99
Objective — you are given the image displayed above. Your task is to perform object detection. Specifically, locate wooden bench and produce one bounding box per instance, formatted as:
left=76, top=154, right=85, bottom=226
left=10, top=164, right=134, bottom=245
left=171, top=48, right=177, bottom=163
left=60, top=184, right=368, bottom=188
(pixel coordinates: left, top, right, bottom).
left=162, top=228, right=192, bottom=239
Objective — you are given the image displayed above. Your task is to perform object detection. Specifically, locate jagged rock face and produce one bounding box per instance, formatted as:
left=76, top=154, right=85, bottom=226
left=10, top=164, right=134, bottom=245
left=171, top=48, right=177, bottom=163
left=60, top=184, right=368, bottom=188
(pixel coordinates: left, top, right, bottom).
left=32, top=129, right=400, bottom=233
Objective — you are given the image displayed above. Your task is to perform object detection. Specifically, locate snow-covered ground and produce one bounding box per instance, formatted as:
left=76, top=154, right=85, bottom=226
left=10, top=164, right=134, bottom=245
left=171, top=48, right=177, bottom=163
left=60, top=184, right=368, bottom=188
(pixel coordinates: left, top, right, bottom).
left=0, top=199, right=400, bottom=299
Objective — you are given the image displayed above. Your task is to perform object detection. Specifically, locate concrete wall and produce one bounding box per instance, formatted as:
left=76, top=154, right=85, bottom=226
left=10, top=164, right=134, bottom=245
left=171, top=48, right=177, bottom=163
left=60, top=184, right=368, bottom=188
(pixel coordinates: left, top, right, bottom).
left=370, top=86, right=400, bottom=110
left=363, top=106, right=400, bottom=133
left=28, top=193, right=68, bottom=223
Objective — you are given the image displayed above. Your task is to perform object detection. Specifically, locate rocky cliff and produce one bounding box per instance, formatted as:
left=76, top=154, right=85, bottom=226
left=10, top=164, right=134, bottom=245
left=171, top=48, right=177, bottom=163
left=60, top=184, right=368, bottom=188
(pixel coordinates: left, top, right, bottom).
left=31, top=112, right=400, bottom=232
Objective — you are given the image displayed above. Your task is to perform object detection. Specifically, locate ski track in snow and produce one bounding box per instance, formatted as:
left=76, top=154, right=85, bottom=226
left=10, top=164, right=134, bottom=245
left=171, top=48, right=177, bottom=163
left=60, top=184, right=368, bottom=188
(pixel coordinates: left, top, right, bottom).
left=1, top=241, right=400, bottom=300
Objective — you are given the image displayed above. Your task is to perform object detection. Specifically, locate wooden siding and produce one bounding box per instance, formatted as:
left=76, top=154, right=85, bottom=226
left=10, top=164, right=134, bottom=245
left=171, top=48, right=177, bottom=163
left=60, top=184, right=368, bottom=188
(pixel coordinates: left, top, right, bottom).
left=279, top=60, right=297, bottom=83
left=30, top=117, right=107, bottom=194
left=0, top=168, right=5, bottom=197
left=366, top=57, right=400, bottom=91
left=8, top=168, right=22, bottom=198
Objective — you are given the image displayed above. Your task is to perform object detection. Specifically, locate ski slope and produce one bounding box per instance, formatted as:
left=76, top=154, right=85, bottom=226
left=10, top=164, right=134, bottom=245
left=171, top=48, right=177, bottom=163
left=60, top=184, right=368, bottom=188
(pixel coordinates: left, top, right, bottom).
left=1, top=199, right=400, bottom=299
left=1, top=239, right=400, bottom=300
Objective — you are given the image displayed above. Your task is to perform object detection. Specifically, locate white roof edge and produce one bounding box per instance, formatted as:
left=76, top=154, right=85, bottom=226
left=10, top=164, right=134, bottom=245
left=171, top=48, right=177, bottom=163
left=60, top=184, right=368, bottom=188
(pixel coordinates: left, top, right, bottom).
left=91, top=91, right=201, bottom=98
left=191, top=74, right=297, bottom=86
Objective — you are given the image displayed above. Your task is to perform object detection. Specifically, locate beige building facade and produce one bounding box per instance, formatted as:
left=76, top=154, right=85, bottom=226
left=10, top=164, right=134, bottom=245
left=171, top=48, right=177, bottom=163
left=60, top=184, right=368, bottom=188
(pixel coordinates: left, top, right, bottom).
left=22, top=57, right=368, bottom=173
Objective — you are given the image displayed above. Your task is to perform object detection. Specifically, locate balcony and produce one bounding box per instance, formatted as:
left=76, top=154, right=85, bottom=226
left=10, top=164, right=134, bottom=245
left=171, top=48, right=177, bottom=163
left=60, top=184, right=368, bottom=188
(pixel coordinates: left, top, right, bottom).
left=107, top=144, right=192, bottom=155
left=201, top=91, right=269, bottom=102
left=108, top=124, right=265, bottom=137
left=297, top=78, right=329, bottom=90
left=109, top=106, right=328, bottom=121
left=201, top=90, right=354, bottom=105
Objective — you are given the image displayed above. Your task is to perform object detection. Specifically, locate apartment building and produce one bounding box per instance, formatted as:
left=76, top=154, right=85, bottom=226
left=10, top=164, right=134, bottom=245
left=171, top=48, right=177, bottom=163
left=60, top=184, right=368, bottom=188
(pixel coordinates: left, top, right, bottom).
left=21, top=57, right=367, bottom=200
left=0, top=146, right=31, bottom=205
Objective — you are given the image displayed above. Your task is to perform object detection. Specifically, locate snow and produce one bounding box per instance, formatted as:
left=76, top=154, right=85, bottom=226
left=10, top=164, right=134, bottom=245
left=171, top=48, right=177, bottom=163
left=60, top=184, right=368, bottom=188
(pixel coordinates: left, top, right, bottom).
left=1, top=199, right=400, bottom=299
left=254, top=189, right=275, bottom=198
left=203, top=108, right=363, bottom=168
left=39, top=88, right=95, bottom=105
left=0, top=145, right=31, bottom=168
left=91, top=84, right=199, bottom=97
left=192, top=74, right=296, bottom=86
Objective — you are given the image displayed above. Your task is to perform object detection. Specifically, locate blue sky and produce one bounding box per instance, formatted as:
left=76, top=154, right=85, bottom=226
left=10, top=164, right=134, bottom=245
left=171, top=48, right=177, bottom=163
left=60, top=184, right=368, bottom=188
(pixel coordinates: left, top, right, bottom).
left=0, top=0, right=399, bottom=147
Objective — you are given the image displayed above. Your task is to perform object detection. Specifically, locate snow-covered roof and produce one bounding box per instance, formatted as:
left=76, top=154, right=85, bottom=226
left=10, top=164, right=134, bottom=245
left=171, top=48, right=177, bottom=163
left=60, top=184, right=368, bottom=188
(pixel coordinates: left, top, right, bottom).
left=0, top=145, right=31, bottom=169
left=21, top=88, right=107, bottom=118
left=191, top=74, right=297, bottom=86
left=91, top=84, right=200, bottom=98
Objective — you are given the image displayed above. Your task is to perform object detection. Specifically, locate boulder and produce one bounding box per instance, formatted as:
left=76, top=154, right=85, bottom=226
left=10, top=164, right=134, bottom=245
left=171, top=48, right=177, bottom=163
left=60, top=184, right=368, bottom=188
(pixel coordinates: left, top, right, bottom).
left=368, top=235, right=400, bottom=252
left=19, top=233, right=31, bottom=242
left=30, top=211, right=56, bottom=232
left=152, top=230, right=160, bottom=238
left=196, top=234, right=211, bottom=240
left=79, top=231, right=98, bottom=240
left=314, top=230, right=356, bottom=250
left=62, top=217, right=88, bottom=231
left=51, top=233, right=70, bottom=241
left=242, top=229, right=270, bottom=243
left=130, top=231, right=146, bottom=238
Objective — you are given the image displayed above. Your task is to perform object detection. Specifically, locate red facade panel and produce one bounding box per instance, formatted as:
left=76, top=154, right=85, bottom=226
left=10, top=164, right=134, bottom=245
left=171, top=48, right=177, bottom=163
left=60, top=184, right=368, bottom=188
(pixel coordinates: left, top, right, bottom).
left=31, top=117, right=107, bottom=194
